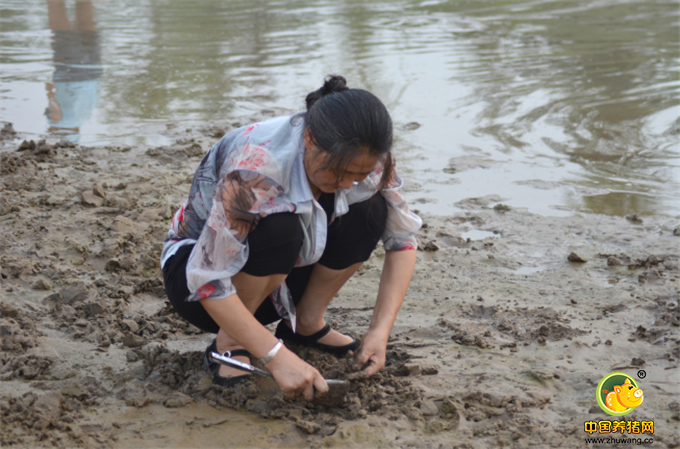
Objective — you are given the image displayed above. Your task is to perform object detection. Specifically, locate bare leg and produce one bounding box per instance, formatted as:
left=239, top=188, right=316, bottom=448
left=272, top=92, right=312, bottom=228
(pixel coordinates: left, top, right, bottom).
left=214, top=272, right=286, bottom=378
left=46, top=0, right=70, bottom=31
left=288, top=262, right=363, bottom=346
left=74, top=0, right=96, bottom=32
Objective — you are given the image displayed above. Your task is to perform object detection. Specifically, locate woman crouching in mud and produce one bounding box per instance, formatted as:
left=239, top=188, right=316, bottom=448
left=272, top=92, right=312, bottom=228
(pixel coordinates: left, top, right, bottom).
left=161, top=75, right=421, bottom=401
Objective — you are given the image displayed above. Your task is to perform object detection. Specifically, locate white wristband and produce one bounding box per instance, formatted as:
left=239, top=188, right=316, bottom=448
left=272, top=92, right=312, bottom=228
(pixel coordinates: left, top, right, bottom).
left=259, top=339, right=283, bottom=365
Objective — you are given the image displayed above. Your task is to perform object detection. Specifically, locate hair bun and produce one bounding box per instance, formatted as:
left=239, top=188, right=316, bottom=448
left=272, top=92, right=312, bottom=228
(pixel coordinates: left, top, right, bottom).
left=320, top=75, right=348, bottom=96
left=305, top=75, right=349, bottom=111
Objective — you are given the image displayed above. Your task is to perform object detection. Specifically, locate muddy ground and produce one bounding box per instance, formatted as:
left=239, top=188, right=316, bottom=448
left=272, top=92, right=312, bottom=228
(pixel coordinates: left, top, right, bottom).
left=0, top=118, right=679, bottom=449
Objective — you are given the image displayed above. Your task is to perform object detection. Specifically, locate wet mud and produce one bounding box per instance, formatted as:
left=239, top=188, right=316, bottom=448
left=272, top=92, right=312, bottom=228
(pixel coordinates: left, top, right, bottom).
left=1, top=119, right=679, bottom=448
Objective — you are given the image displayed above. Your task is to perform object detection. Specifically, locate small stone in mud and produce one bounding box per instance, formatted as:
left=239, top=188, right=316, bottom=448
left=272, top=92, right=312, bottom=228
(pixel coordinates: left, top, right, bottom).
left=605, top=340, right=612, bottom=346
left=1, top=302, right=18, bottom=318
left=567, top=252, right=587, bottom=263
left=82, top=190, right=104, bottom=207
left=423, top=240, right=439, bottom=251
left=122, top=333, right=147, bottom=348
left=112, top=215, right=135, bottom=233
left=638, top=269, right=661, bottom=284
left=570, top=299, right=578, bottom=304
left=212, top=128, right=226, bottom=138
left=33, top=391, right=63, bottom=430
left=607, top=256, right=631, bottom=266
left=61, top=386, right=89, bottom=401
left=106, top=257, right=134, bottom=272
left=419, top=399, right=439, bottom=416
left=85, top=303, right=107, bottom=316
left=92, top=184, right=106, bottom=199
left=125, top=396, right=150, bottom=408
left=126, top=350, right=140, bottom=363
left=2, top=122, right=16, bottom=136
left=625, top=213, right=643, bottom=224
left=296, top=420, right=321, bottom=434
left=0, top=198, right=12, bottom=216
left=32, top=278, right=52, bottom=291
left=163, top=393, right=192, bottom=408
left=421, top=364, right=439, bottom=375
left=406, top=364, right=422, bottom=376
left=197, top=377, right=213, bottom=396
left=183, top=143, right=203, bottom=157
left=46, top=195, right=65, bottom=206
left=59, top=283, right=90, bottom=305
left=402, top=122, right=421, bottom=131
left=425, top=420, right=456, bottom=434
left=441, top=397, right=458, bottom=417
left=631, top=357, right=645, bottom=367
left=405, top=406, right=422, bottom=420
left=122, top=319, right=139, bottom=333
left=674, top=227, right=680, bottom=236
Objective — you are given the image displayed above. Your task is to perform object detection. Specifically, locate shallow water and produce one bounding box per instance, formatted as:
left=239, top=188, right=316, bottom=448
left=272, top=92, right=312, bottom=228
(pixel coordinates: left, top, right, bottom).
left=461, top=229, right=497, bottom=241
left=1, top=0, right=678, bottom=217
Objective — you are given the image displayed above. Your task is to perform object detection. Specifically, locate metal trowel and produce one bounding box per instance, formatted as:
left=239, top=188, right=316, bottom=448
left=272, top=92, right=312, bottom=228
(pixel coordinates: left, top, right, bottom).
left=208, top=351, right=350, bottom=407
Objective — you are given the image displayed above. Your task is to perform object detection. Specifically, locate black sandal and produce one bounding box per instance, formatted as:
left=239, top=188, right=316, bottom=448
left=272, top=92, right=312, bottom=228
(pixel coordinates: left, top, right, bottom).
left=203, top=339, right=252, bottom=387
left=274, top=321, right=360, bottom=356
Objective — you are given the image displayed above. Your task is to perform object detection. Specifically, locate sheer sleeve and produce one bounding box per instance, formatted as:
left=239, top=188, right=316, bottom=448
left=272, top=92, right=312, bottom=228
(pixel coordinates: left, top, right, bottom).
left=379, top=160, right=422, bottom=251
left=185, top=163, right=283, bottom=301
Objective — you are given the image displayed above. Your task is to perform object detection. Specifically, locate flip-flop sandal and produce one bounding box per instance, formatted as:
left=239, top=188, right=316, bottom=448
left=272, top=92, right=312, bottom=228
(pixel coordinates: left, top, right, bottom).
left=274, top=321, right=360, bottom=356
left=204, top=339, right=252, bottom=387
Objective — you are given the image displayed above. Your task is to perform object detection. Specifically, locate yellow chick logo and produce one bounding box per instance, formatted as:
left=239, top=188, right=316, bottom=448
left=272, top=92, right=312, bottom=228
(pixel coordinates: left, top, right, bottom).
left=603, top=378, right=644, bottom=412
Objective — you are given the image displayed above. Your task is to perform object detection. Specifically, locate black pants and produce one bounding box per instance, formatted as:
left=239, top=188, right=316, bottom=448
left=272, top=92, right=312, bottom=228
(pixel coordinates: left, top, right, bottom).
left=162, top=193, right=388, bottom=334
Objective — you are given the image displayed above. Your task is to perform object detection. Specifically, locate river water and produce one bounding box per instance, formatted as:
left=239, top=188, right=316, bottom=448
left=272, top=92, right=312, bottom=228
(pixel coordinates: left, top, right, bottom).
left=1, top=0, right=678, bottom=218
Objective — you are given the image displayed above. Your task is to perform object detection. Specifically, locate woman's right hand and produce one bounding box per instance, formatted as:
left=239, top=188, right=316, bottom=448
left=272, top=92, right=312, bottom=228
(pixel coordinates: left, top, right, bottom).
left=265, top=347, right=328, bottom=401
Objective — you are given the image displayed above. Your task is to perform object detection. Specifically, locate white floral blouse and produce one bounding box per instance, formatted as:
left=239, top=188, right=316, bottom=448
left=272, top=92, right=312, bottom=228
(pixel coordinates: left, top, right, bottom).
left=160, top=114, right=421, bottom=325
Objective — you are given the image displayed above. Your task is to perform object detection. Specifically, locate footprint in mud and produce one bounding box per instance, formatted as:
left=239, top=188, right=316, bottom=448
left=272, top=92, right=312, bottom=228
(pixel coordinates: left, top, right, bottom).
left=441, top=304, right=587, bottom=349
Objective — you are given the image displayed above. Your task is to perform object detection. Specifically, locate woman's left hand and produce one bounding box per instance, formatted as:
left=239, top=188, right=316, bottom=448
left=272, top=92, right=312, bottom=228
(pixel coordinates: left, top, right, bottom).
left=351, top=329, right=388, bottom=378
left=351, top=249, right=417, bottom=378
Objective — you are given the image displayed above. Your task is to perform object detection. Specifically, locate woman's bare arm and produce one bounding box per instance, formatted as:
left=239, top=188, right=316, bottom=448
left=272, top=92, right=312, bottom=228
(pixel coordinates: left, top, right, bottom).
left=352, top=249, right=417, bottom=376
left=200, top=295, right=328, bottom=400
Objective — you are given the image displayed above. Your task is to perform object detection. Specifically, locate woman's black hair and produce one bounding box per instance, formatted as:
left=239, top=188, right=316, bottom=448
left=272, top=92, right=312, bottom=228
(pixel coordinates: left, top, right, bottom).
left=302, top=75, right=394, bottom=189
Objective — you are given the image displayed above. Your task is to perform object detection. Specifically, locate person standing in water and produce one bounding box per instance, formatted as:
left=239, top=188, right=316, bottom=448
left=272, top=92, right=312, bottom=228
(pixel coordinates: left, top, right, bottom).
left=162, top=76, right=421, bottom=400
left=45, top=0, right=102, bottom=142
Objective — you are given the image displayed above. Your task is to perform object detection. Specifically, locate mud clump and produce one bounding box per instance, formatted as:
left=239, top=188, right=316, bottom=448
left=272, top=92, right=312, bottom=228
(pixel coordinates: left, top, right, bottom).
left=0, top=390, right=117, bottom=447
left=599, top=253, right=679, bottom=285
left=45, top=279, right=202, bottom=346
left=146, top=141, right=204, bottom=162
left=632, top=294, right=680, bottom=356
left=134, top=343, right=430, bottom=433
left=0, top=153, right=29, bottom=176
left=0, top=301, right=39, bottom=352
left=567, top=252, right=587, bottom=263
left=133, top=344, right=260, bottom=410
left=15, top=139, right=58, bottom=163
left=1, top=122, right=16, bottom=140
left=0, top=355, right=52, bottom=381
